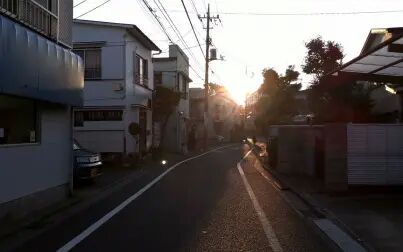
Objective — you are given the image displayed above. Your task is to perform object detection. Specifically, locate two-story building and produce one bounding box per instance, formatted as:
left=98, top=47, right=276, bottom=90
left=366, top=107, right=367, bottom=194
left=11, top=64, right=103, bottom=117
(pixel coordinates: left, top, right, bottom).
left=190, top=88, right=241, bottom=145
left=72, top=20, right=160, bottom=158
left=153, top=45, right=192, bottom=153
left=0, top=0, right=83, bottom=220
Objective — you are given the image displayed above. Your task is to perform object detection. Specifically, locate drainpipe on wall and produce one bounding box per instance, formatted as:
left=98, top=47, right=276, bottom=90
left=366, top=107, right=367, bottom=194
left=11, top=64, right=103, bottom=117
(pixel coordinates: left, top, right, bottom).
left=69, top=106, right=74, bottom=196
left=152, top=49, right=163, bottom=56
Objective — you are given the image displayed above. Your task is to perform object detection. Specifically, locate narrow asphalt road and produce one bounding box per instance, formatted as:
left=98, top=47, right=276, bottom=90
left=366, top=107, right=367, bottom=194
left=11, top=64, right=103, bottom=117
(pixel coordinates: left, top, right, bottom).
left=15, top=144, right=330, bottom=251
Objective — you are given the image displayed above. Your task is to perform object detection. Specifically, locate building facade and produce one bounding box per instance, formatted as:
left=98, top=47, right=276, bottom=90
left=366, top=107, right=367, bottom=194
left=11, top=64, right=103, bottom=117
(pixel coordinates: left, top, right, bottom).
left=72, top=20, right=160, bottom=157
left=190, top=88, right=241, bottom=145
left=153, top=45, right=191, bottom=153
left=0, top=0, right=83, bottom=220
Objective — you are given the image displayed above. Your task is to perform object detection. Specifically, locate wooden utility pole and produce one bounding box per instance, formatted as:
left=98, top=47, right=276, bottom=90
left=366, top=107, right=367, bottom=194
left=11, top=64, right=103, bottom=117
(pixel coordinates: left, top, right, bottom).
left=199, top=4, right=220, bottom=149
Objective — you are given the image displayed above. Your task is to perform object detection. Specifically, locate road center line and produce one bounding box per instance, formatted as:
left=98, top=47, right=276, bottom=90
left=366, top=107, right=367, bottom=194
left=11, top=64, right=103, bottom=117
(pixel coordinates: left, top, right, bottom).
left=57, top=144, right=236, bottom=252
left=237, top=162, right=283, bottom=252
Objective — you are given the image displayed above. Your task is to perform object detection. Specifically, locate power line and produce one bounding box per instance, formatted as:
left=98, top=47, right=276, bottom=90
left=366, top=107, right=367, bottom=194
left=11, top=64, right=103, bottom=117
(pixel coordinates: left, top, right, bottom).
left=188, top=0, right=201, bottom=16
left=140, top=0, right=174, bottom=42
left=74, top=0, right=89, bottom=8
left=153, top=0, right=205, bottom=71
left=74, top=0, right=112, bottom=19
left=180, top=0, right=205, bottom=59
left=166, top=9, right=403, bottom=16
left=215, top=9, right=403, bottom=16
left=138, top=0, right=203, bottom=80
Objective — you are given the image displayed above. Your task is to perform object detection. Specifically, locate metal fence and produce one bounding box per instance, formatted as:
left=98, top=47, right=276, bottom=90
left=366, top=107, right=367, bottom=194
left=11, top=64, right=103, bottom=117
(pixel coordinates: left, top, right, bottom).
left=0, top=0, right=58, bottom=40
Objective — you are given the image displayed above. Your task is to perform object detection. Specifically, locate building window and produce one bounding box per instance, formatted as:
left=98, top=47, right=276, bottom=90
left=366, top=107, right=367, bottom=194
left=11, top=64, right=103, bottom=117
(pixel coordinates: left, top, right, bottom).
left=73, top=48, right=102, bottom=80
left=178, top=74, right=188, bottom=99
left=154, top=72, right=162, bottom=86
left=74, top=110, right=123, bottom=126
left=0, top=95, right=38, bottom=145
left=74, top=111, right=84, bottom=127
left=135, top=54, right=148, bottom=87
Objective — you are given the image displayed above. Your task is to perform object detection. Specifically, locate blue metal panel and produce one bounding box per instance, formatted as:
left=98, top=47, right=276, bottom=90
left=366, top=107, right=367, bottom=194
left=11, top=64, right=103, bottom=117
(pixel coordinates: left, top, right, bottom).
left=0, top=15, right=83, bottom=106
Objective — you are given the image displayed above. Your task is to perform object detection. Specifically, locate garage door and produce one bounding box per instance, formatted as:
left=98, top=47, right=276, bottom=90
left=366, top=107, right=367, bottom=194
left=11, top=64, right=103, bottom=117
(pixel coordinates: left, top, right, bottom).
left=74, top=130, right=124, bottom=153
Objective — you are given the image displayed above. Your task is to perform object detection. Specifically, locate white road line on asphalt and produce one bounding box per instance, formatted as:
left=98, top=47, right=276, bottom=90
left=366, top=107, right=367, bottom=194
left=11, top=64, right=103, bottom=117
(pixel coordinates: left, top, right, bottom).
left=56, top=144, right=236, bottom=252
left=254, top=163, right=282, bottom=191
left=237, top=162, right=283, bottom=252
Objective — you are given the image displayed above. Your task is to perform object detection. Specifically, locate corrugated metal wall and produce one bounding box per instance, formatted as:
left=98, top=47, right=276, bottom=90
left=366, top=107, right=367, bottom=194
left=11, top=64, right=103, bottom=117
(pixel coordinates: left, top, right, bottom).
left=347, top=124, right=403, bottom=185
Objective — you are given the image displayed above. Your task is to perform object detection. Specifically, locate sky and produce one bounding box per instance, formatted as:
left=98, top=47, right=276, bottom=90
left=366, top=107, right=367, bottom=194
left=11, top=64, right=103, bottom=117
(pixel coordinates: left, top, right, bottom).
left=73, top=0, right=403, bottom=104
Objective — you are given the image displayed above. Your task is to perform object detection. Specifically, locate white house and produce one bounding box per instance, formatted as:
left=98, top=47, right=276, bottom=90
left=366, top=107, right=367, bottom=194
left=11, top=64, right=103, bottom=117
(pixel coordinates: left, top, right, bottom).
left=0, top=0, right=83, bottom=220
left=153, top=45, right=192, bottom=153
left=72, top=20, right=160, bottom=157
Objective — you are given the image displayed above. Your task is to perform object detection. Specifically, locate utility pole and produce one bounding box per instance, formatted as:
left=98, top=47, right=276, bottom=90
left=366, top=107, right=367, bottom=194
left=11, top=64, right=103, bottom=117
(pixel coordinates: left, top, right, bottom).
left=199, top=4, right=220, bottom=149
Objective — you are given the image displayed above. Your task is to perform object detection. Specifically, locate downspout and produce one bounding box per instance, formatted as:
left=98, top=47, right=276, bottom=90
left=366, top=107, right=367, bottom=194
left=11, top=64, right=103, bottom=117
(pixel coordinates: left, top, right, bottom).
left=123, top=37, right=127, bottom=155
left=152, top=49, right=163, bottom=56
left=69, top=106, right=74, bottom=196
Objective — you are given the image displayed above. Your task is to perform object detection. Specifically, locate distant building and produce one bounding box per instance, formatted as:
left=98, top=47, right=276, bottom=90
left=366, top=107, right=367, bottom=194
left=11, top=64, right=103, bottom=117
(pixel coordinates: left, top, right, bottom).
left=190, top=88, right=241, bottom=144
left=245, top=90, right=262, bottom=131
left=153, top=45, right=192, bottom=153
left=0, top=1, right=83, bottom=220
left=72, top=20, right=160, bottom=157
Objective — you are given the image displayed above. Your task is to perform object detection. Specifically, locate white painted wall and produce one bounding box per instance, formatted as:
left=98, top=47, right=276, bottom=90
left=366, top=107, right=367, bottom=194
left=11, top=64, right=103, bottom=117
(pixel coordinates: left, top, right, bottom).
left=73, top=22, right=155, bottom=154
left=153, top=45, right=191, bottom=153
left=124, top=34, right=154, bottom=153
left=0, top=104, right=71, bottom=204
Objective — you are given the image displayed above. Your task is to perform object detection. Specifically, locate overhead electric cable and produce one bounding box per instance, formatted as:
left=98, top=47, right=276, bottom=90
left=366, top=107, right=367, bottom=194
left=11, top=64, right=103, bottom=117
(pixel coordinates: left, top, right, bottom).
left=74, top=0, right=112, bottom=19
left=180, top=0, right=206, bottom=58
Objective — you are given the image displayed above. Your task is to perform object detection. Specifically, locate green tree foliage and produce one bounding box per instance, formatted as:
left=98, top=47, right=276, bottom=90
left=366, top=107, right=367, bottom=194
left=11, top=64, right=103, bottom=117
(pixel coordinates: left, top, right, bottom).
left=255, top=65, right=302, bottom=129
left=302, top=36, right=344, bottom=84
left=311, top=77, right=374, bottom=122
left=302, top=36, right=373, bottom=123
left=154, top=86, right=181, bottom=148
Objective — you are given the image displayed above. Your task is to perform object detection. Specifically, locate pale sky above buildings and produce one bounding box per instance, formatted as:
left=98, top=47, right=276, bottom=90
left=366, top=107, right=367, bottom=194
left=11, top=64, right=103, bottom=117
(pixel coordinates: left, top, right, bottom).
left=73, top=0, right=403, bottom=104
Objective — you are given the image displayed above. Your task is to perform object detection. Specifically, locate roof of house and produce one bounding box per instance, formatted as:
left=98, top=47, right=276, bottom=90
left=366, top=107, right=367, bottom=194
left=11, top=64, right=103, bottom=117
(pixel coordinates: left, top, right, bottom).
left=74, top=19, right=160, bottom=51
left=330, top=27, right=403, bottom=84
left=152, top=57, right=177, bottom=62
left=361, top=27, right=403, bottom=55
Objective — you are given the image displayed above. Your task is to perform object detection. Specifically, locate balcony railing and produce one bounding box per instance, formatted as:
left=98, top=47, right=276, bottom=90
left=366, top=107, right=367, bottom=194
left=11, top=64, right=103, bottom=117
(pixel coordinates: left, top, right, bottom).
left=0, top=0, right=58, bottom=40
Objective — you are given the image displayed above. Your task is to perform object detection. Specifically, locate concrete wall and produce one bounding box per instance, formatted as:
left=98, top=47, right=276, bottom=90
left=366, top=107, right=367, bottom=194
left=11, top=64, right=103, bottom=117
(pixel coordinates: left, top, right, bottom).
left=324, top=124, right=348, bottom=191
left=0, top=104, right=71, bottom=218
left=276, top=126, right=319, bottom=176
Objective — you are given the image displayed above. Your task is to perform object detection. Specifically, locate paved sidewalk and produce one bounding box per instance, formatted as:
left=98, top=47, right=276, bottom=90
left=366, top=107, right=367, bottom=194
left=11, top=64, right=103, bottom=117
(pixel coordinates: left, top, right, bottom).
left=253, top=139, right=403, bottom=252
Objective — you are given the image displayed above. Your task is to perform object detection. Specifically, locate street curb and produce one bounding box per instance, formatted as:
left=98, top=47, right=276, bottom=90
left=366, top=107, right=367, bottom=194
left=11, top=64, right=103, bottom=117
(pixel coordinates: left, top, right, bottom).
left=247, top=142, right=375, bottom=252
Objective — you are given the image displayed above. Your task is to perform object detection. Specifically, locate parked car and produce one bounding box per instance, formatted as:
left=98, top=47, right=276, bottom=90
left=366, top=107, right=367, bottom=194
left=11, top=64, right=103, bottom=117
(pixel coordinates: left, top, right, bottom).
left=73, top=139, right=103, bottom=181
